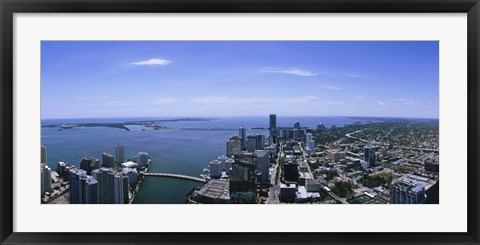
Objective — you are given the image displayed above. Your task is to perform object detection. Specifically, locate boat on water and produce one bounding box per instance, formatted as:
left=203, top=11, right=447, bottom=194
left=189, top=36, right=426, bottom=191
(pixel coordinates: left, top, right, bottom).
left=61, top=124, right=74, bottom=129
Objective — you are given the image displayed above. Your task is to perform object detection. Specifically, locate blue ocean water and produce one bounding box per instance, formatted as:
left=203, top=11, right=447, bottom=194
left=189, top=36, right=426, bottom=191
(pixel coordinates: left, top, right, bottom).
left=41, top=116, right=358, bottom=204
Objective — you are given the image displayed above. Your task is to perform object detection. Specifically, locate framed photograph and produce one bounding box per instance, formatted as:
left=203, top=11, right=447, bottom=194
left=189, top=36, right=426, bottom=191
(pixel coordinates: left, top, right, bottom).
left=1, top=0, right=479, bottom=244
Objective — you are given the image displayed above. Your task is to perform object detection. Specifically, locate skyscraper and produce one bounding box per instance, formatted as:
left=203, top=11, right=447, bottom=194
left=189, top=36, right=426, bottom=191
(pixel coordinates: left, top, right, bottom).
left=102, top=152, right=115, bottom=167
left=82, top=176, right=99, bottom=204
left=226, top=137, right=241, bottom=157
left=364, top=145, right=376, bottom=167
left=269, top=114, right=277, bottom=136
left=137, top=152, right=149, bottom=167
left=41, top=145, right=47, bottom=165
left=41, top=163, right=52, bottom=195
left=229, top=152, right=257, bottom=203
left=115, top=144, right=125, bottom=163
left=68, top=168, right=98, bottom=204
left=92, top=168, right=129, bottom=204
left=79, top=157, right=100, bottom=175
left=256, top=134, right=265, bottom=150
left=247, top=134, right=258, bottom=152
left=255, top=150, right=270, bottom=185
left=390, top=178, right=426, bottom=204
left=305, top=133, right=315, bottom=153
left=239, top=126, right=247, bottom=151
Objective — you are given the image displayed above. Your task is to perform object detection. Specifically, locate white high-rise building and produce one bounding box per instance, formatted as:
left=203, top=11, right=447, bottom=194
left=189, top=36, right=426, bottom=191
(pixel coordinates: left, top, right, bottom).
left=217, top=155, right=229, bottom=171
left=390, top=178, right=425, bottom=204
left=41, top=163, right=52, bottom=195
left=115, top=144, right=125, bottom=163
left=225, top=158, right=234, bottom=175
left=209, top=160, right=222, bottom=179
left=137, top=152, right=149, bottom=167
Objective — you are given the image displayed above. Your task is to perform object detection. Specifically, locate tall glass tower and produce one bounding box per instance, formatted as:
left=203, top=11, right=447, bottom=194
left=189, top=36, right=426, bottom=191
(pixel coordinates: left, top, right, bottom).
left=239, top=126, right=247, bottom=151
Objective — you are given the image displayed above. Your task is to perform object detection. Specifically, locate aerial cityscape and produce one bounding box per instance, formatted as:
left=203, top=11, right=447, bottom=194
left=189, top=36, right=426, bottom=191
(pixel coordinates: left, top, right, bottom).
left=40, top=41, right=439, bottom=204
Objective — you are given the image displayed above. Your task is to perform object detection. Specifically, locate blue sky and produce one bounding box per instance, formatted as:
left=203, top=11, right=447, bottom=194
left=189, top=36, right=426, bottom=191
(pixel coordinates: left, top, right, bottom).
left=41, top=41, right=438, bottom=119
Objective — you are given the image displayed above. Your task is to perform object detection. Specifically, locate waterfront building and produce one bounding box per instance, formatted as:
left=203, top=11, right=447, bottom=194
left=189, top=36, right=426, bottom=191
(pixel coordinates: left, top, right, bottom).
left=41, top=163, right=52, bottom=195
left=217, top=155, right=229, bottom=171
left=121, top=161, right=138, bottom=168
left=122, top=167, right=138, bottom=187
left=255, top=150, right=270, bottom=185
left=390, top=178, right=426, bottom=204
left=92, top=168, right=113, bottom=204
left=92, top=168, right=129, bottom=204
left=83, top=176, right=99, bottom=204
left=225, top=158, right=234, bottom=175
left=239, top=126, right=247, bottom=151
left=113, top=173, right=129, bottom=204
left=226, top=138, right=241, bottom=157
left=56, top=161, right=74, bottom=179
left=41, top=145, right=47, bottom=165
left=269, top=114, right=277, bottom=136
left=364, top=145, right=376, bottom=167
left=79, top=157, right=100, bottom=175
left=102, top=152, right=115, bottom=168
left=209, top=160, right=222, bottom=179
left=137, top=152, right=149, bottom=168
left=229, top=152, right=257, bottom=203
left=69, top=168, right=87, bottom=204
left=115, top=144, right=125, bottom=163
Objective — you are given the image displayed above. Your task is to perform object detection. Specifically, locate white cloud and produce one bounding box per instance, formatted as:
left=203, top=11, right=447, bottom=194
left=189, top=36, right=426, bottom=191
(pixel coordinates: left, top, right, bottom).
left=132, top=58, right=172, bottom=66
left=344, top=74, right=360, bottom=78
left=391, top=98, right=417, bottom=106
left=258, top=67, right=317, bottom=77
left=192, top=96, right=272, bottom=105
left=317, top=84, right=341, bottom=90
left=151, top=97, right=181, bottom=104
left=378, top=101, right=388, bottom=106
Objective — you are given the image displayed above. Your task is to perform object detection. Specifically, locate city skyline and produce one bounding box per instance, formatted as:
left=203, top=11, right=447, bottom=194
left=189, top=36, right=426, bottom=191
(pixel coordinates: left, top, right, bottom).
left=41, top=41, right=439, bottom=119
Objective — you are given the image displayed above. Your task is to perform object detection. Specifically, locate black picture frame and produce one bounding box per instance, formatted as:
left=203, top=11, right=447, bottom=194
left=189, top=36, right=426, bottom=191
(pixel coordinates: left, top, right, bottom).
left=1, top=0, right=479, bottom=244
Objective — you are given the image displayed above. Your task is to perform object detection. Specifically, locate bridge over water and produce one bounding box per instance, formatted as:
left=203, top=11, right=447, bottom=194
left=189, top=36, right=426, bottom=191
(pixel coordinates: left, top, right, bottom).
left=142, top=172, right=208, bottom=183
left=178, top=127, right=268, bottom=131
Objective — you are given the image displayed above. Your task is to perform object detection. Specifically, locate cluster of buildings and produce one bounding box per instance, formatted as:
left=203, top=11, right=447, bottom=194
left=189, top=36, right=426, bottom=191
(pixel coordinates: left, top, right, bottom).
left=41, top=144, right=149, bottom=204
left=193, top=114, right=324, bottom=204
left=193, top=113, right=438, bottom=205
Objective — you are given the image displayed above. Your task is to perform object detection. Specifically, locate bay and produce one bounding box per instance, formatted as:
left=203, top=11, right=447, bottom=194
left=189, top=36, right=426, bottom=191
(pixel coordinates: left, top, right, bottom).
left=41, top=116, right=358, bottom=204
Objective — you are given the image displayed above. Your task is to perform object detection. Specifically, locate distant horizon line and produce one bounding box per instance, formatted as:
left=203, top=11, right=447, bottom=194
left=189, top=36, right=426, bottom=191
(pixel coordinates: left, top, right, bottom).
left=41, top=115, right=440, bottom=120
